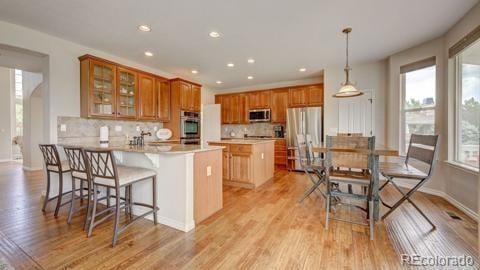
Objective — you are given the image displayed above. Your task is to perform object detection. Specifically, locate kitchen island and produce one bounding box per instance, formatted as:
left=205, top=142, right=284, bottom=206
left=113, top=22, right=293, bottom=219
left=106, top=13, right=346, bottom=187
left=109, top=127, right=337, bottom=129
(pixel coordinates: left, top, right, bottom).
left=54, top=142, right=224, bottom=232
left=208, top=140, right=275, bottom=189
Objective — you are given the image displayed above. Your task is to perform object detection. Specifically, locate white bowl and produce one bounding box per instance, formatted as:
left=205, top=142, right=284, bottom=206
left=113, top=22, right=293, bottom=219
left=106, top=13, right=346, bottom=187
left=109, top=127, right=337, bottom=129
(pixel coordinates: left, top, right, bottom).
left=156, top=128, right=173, bottom=141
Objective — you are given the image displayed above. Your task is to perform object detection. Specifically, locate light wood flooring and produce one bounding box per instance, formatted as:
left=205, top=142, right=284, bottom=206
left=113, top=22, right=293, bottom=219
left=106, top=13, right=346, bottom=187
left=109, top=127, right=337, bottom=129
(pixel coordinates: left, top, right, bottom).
left=0, top=161, right=477, bottom=269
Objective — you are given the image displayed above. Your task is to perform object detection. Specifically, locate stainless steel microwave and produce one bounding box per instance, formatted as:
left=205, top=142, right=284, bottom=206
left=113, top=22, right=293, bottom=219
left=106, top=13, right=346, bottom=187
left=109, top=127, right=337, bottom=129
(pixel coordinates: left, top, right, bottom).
left=249, top=109, right=271, bottom=122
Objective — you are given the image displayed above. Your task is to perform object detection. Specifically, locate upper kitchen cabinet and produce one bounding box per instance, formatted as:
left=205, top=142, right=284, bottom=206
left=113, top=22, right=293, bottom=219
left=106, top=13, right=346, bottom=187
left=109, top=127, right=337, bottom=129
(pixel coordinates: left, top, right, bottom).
left=249, top=90, right=271, bottom=109
left=172, top=79, right=202, bottom=112
left=271, top=89, right=288, bottom=123
left=288, top=86, right=307, bottom=107
left=137, top=73, right=156, bottom=120
left=80, top=56, right=117, bottom=118
left=157, top=79, right=171, bottom=122
left=307, top=84, right=324, bottom=106
left=116, top=67, right=137, bottom=119
left=216, top=95, right=232, bottom=124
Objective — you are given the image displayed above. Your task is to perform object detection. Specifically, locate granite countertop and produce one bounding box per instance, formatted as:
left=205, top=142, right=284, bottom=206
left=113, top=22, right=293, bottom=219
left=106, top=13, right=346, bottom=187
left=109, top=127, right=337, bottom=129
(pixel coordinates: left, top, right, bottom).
left=208, top=139, right=276, bottom=145
left=58, top=142, right=224, bottom=154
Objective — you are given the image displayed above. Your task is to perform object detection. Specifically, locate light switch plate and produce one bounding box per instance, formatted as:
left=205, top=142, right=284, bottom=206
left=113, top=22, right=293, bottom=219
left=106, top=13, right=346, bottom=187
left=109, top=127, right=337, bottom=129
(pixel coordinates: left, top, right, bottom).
left=206, top=166, right=212, bottom=176
left=115, top=125, right=122, bottom=132
left=60, top=124, right=67, bottom=132
left=261, top=153, right=264, bottom=159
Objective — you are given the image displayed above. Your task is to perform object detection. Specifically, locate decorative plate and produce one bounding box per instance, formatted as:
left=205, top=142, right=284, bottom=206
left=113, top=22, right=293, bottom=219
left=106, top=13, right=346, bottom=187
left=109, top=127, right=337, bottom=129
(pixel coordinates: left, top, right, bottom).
left=156, top=128, right=173, bottom=141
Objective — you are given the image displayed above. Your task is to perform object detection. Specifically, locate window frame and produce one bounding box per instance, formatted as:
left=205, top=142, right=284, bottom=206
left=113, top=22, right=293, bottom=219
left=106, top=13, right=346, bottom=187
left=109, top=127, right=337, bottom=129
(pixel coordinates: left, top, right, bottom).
left=452, top=54, right=480, bottom=172
left=399, top=65, right=437, bottom=155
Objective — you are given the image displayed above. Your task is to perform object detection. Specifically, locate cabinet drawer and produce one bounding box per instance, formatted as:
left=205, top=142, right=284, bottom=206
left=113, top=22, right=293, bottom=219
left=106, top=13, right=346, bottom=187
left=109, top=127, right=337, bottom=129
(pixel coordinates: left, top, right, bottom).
left=230, top=144, right=252, bottom=154
left=275, top=156, right=287, bottom=165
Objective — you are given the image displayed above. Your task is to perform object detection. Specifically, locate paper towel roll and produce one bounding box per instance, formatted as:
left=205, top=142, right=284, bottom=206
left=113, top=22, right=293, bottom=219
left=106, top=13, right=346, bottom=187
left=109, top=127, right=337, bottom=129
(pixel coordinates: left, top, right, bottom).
left=100, top=126, right=109, bottom=144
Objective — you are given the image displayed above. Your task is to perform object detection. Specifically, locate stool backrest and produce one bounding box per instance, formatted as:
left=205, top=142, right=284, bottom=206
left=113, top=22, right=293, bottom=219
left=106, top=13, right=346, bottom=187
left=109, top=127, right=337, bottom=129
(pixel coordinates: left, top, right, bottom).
left=39, top=144, right=62, bottom=171
left=325, top=136, right=375, bottom=171
left=64, top=146, right=88, bottom=175
left=405, top=134, right=440, bottom=177
left=84, top=149, right=119, bottom=186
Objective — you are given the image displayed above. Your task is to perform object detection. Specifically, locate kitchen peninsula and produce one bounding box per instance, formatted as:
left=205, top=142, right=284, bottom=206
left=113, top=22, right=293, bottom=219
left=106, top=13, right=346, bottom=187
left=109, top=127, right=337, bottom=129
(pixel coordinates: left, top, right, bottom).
left=56, top=141, right=224, bottom=232
left=208, top=140, right=275, bottom=189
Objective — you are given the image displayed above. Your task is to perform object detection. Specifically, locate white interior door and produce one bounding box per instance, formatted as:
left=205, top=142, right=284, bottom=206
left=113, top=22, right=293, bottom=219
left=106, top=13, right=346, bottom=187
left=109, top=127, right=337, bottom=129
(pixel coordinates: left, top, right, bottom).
left=338, top=91, right=374, bottom=136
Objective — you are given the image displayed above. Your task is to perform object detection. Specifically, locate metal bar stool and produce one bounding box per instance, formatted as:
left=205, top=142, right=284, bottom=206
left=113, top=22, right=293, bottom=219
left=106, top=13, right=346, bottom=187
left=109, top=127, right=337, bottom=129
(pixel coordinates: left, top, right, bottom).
left=39, top=144, right=74, bottom=217
left=63, top=147, right=94, bottom=230
left=84, top=149, right=158, bottom=246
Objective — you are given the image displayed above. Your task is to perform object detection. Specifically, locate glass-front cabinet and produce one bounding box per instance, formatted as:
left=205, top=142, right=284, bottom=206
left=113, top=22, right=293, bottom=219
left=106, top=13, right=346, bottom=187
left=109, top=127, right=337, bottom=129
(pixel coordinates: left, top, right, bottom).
left=116, top=67, right=137, bottom=119
left=90, top=61, right=116, bottom=117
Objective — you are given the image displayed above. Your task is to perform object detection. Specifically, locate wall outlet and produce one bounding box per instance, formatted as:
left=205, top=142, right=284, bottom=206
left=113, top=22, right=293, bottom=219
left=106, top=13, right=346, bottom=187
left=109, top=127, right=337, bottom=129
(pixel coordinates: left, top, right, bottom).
left=261, top=153, right=264, bottom=159
left=206, top=166, right=212, bottom=176
left=136, top=126, right=140, bottom=132
left=60, top=124, right=67, bottom=132
left=115, top=125, right=122, bottom=132
left=154, top=126, right=158, bottom=131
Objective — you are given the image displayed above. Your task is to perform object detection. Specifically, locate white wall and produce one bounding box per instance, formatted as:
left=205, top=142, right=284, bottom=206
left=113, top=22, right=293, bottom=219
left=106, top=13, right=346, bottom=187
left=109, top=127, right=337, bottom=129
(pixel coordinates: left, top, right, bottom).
left=0, top=67, right=12, bottom=161
left=324, top=60, right=388, bottom=145
left=385, top=3, right=480, bottom=217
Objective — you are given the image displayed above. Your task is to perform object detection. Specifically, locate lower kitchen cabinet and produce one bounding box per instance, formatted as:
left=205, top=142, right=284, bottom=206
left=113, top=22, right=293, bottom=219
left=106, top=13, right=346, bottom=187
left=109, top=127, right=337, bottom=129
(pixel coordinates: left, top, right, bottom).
left=208, top=141, right=274, bottom=189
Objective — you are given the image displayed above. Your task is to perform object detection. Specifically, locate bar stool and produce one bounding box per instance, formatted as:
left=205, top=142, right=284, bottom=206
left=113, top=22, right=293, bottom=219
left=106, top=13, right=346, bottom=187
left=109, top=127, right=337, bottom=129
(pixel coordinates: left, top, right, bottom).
left=63, top=146, right=93, bottom=230
left=84, top=149, right=158, bottom=246
left=39, top=144, right=73, bottom=217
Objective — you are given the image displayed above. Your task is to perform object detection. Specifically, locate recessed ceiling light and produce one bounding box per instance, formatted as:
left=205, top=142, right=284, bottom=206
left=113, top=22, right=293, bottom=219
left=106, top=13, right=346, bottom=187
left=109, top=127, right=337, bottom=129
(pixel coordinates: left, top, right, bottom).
left=138, top=25, right=151, bottom=32
left=216, top=81, right=222, bottom=84
left=299, top=68, right=307, bottom=72
left=247, top=58, right=255, bottom=64
left=191, top=70, right=198, bottom=74
left=227, top=63, right=235, bottom=67
left=144, top=51, right=153, bottom=57
left=209, top=31, right=220, bottom=38
left=247, top=76, right=254, bottom=80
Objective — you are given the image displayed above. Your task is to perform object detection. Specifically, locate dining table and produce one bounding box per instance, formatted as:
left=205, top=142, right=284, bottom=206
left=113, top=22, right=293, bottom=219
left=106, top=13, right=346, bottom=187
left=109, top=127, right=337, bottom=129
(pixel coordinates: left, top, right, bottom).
left=312, top=143, right=399, bottom=220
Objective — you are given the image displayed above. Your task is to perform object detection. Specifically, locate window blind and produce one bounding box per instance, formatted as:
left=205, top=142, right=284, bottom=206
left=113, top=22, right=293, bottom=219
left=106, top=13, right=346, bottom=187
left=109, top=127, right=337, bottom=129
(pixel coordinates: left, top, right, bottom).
left=400, top=57, right=436, bottom=74
left=448, top=25, right=480, bottom=58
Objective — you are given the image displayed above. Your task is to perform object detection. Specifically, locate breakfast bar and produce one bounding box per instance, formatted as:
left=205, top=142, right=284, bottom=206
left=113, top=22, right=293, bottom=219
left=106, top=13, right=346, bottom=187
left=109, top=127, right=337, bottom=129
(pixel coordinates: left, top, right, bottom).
left=54, top=142, right=224, bottom=232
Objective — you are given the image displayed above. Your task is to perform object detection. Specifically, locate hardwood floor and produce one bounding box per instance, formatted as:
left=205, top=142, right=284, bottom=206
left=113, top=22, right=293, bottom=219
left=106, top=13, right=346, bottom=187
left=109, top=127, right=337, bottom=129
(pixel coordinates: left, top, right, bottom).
left=0, top=161, right=477, bottom=269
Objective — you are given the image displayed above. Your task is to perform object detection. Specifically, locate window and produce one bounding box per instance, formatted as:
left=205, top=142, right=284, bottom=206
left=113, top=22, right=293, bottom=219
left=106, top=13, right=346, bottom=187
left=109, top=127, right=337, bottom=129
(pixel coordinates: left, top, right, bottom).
left=454, top=40, right=480, bottom=170
left=400, top=60, right=436, bottom=154
left=14, top=69, right=23, bottom=136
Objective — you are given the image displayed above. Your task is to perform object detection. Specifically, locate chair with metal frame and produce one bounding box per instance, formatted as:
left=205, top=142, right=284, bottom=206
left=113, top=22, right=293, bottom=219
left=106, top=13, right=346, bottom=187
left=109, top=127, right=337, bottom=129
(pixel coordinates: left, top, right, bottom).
left=296, top=134, right=325, bottom=202
left=39, top=144, right=79, bottom=217
left=84, top=149, right=159, bottom=246
left=379, top=134, right=439, bottom=229
left=324, top=135, right=375, bottom=240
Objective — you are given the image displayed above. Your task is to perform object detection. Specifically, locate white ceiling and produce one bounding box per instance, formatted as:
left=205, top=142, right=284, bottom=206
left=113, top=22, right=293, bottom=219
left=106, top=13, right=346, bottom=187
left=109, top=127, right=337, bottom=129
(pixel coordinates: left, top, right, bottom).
left=0, top=0, right=477, bottom=90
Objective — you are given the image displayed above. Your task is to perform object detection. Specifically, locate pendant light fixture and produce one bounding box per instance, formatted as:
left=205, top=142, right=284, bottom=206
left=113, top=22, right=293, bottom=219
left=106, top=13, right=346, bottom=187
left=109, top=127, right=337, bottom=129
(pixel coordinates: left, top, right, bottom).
left=333, top=27, right=363, bottom=98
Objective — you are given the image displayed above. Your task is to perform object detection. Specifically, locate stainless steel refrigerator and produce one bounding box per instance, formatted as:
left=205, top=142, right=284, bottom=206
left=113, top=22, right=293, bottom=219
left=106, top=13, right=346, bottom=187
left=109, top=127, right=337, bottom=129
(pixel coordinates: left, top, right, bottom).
left=286, top=107, right=323, bottom=170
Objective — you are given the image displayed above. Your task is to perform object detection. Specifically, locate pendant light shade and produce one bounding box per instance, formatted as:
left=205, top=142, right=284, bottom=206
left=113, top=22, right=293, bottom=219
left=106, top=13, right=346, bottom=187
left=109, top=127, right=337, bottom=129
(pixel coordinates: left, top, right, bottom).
left=333, top=28, right=363, bottom=98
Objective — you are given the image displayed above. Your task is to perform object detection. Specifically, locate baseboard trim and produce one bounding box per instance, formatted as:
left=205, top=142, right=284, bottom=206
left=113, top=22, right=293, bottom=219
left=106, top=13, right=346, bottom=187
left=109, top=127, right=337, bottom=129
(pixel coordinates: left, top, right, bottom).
left=394, top=180, right=479, bottom=221
left=23, top=166, right=43, bottom=171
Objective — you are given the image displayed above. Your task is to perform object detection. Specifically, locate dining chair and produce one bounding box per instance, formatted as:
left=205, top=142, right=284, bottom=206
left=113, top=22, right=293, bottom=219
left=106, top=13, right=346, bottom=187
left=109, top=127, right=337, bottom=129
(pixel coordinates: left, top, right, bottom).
left=63, top=146, right=93, bottom=230
left=324, top=135, right=375, bottom=240
left=39, top=144, right=73, bottom=217
left=84, top=149, right=159, bottom=246
left=296, top=134, right=325, bottom=202
left=379, top=134, right=439, bottom=229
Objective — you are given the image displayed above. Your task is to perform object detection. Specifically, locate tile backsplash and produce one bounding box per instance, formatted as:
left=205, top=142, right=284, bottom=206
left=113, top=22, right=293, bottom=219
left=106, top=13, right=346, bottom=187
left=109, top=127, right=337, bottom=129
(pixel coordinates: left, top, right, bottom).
left=221, top=123, right=285, bottom=138
left=57, top=116, right=163, bottom=144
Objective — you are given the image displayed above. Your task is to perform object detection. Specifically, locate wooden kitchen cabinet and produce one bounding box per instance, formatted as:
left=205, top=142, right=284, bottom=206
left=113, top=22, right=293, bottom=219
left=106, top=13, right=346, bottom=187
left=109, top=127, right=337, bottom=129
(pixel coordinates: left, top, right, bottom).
left=271, top=89, right=288, bottom=123
left=174, top=79, right=201, bottom=112
left=288, top=86, right=308, bottom=107
left=192, top=85, right=201, bottom=112
left=249, top=90, right=271, bottom=109
left=274, top=139, right=287, bottom=169
left=239, top=94, right=249, bottom=124
left=230, top=152, right=253, bottom=183
left=216, top=95, right=232, bottom=124
left=138, top=73, right=156, bottom=120
left=307, top=84, right=324, bottom=106
left=116, top=66, right=137, bottom=119
left=157, top=79, right=171, bottom=122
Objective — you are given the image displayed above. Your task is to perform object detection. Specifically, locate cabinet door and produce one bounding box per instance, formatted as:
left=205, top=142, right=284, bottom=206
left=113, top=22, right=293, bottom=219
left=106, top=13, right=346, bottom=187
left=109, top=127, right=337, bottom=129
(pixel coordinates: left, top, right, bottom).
left=230, top=95, right=241, bottom=124
left=221, top=95, right=232, bottom=124
left=258, top=90, right=271, bottom=108
left=157, top=79, right=171, bottom=122
left=230, top=153, right=252, bottom=183
left=137, top=73, right=156, bottom=120
left=192, top=85, right=201, bottom=112
left=307, top=84, right=324, bottom=106
left=222, top=151, right=230, bottom=180
left=271, top=90, right=288, bottom=123
left=116, top=67, right=137, bottom=119
left=248, top=92, right=259, bottom=109
left=239, top=94, right=249, bottom=124
left=289, top=87, right=307, bottom=107
left=90, top=60, right=116, bottom=117
left=179, top=82, right=192, bottom=111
